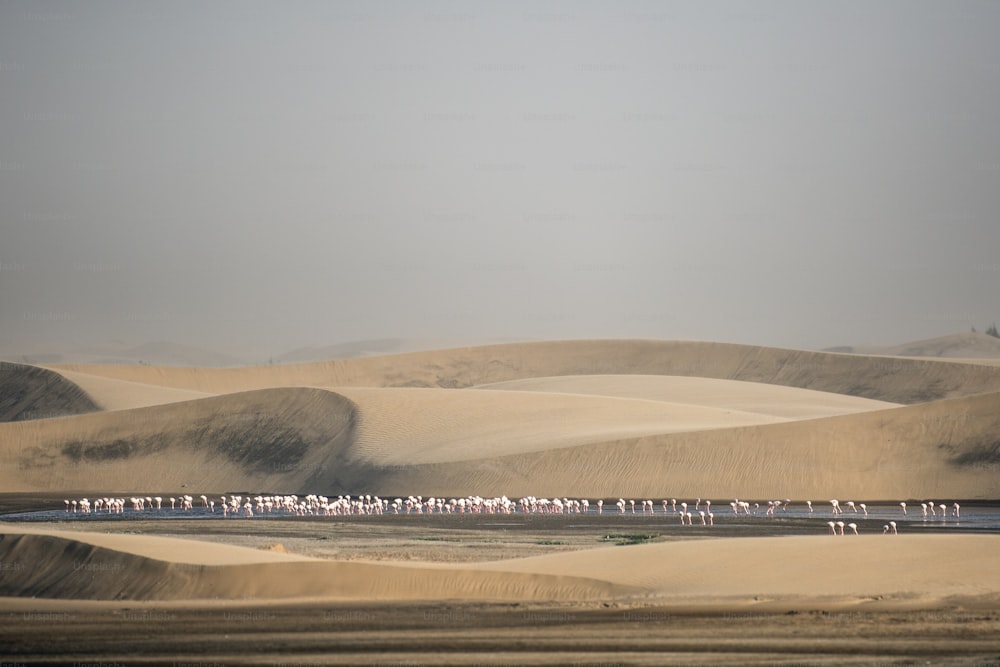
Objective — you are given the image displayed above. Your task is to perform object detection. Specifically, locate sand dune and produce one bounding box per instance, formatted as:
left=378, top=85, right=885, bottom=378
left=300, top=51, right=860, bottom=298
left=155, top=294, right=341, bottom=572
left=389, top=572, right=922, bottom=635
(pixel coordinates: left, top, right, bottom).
left=364, top=389, right=1000, bottom=500
left=2, top=339, right=999, bottom=499
left=475, top=374, right=900, bottom=419
left=0, top=362, right=99, bottom=422
left=0, top=387, right=360, bottom=493
left=45, top=339, right=1000, bottom=403
left=2, top=380, right=998, bottom=499
left=2, top=526, right=997, bottom=608
left=0, top=528, right=631, bottom=603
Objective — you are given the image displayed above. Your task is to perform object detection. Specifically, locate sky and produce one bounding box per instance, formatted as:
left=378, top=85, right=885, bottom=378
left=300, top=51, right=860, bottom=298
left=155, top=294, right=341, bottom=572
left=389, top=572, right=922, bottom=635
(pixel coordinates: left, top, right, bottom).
left=2, top=0, right=999, bottom=361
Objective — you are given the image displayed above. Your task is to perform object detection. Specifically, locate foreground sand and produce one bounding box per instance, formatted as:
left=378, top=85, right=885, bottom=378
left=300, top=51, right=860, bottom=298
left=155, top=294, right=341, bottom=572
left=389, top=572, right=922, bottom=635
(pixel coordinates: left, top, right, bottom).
left=2, top=520, right=1000, bottom=665
left=3, top=523, right=999, bottom=609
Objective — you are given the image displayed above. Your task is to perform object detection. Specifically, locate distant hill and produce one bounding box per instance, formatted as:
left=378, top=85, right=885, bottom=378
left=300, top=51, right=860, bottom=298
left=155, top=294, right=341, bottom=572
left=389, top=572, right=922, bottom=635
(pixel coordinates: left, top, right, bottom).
left=274, top=337, right=530, bottom=364
left=10, top=341, right=249, bottom=368
left=275, top=339, right=427, bottom=364
left=827, top=332, right=1000, bottom=360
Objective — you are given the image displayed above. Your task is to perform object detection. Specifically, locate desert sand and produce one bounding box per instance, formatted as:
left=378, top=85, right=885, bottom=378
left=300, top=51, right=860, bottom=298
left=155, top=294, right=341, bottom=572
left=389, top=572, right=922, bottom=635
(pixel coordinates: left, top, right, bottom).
left=2, top=336, right=1000, bottom=664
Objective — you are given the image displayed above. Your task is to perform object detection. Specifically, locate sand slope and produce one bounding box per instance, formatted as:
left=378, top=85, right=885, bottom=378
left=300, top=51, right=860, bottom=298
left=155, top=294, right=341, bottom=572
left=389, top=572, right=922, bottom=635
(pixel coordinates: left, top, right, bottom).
left=475, top=374, right=900, bottom=419
left=368, top=389, right=1000, bottom=500
left=339, top=385, right=792, bottom=465
left=476, top=534, right=1000, bottom=605
left=2, top=527, right=997, bottom=609
left=50, top=367, right=216, bottom=411
left=0, top=362, right=99, bottom=422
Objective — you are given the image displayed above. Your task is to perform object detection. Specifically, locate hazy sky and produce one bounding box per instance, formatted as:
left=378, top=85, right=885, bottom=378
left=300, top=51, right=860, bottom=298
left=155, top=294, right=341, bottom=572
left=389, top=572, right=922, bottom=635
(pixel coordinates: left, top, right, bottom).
left=2, top=0, right=999, bottom=359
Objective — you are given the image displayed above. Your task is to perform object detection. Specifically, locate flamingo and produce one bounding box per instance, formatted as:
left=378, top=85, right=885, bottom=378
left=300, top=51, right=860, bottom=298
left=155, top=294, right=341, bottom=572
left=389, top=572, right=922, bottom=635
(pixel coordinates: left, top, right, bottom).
left=847, top=523, right=859, bottom=535
left=899, top=502, right=907, bottom=515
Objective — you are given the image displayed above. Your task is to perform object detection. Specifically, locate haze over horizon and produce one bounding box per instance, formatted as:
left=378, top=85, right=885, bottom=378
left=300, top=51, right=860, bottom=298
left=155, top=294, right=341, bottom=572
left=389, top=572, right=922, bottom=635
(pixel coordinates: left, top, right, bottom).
left=2, top=1, right=999, bottom=362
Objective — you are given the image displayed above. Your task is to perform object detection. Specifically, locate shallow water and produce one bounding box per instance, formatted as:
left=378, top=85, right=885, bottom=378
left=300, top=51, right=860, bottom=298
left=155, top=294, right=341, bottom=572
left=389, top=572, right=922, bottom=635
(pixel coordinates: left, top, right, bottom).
left=4, top=499, right=999, bottom=535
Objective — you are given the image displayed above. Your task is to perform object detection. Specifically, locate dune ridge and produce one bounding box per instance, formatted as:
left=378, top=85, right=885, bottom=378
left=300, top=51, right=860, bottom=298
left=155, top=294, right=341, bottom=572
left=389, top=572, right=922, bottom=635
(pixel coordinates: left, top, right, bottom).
left=846, top=331, right=1000, bottom=360
left=50, top=367, right=215, bottom=411
left=45, top=339, right=1000, bottom=403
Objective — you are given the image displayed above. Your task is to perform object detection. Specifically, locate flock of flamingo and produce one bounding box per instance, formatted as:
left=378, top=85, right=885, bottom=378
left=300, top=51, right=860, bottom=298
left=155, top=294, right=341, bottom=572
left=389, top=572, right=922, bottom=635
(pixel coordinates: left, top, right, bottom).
left=55, top=493, right=964, bottom=534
